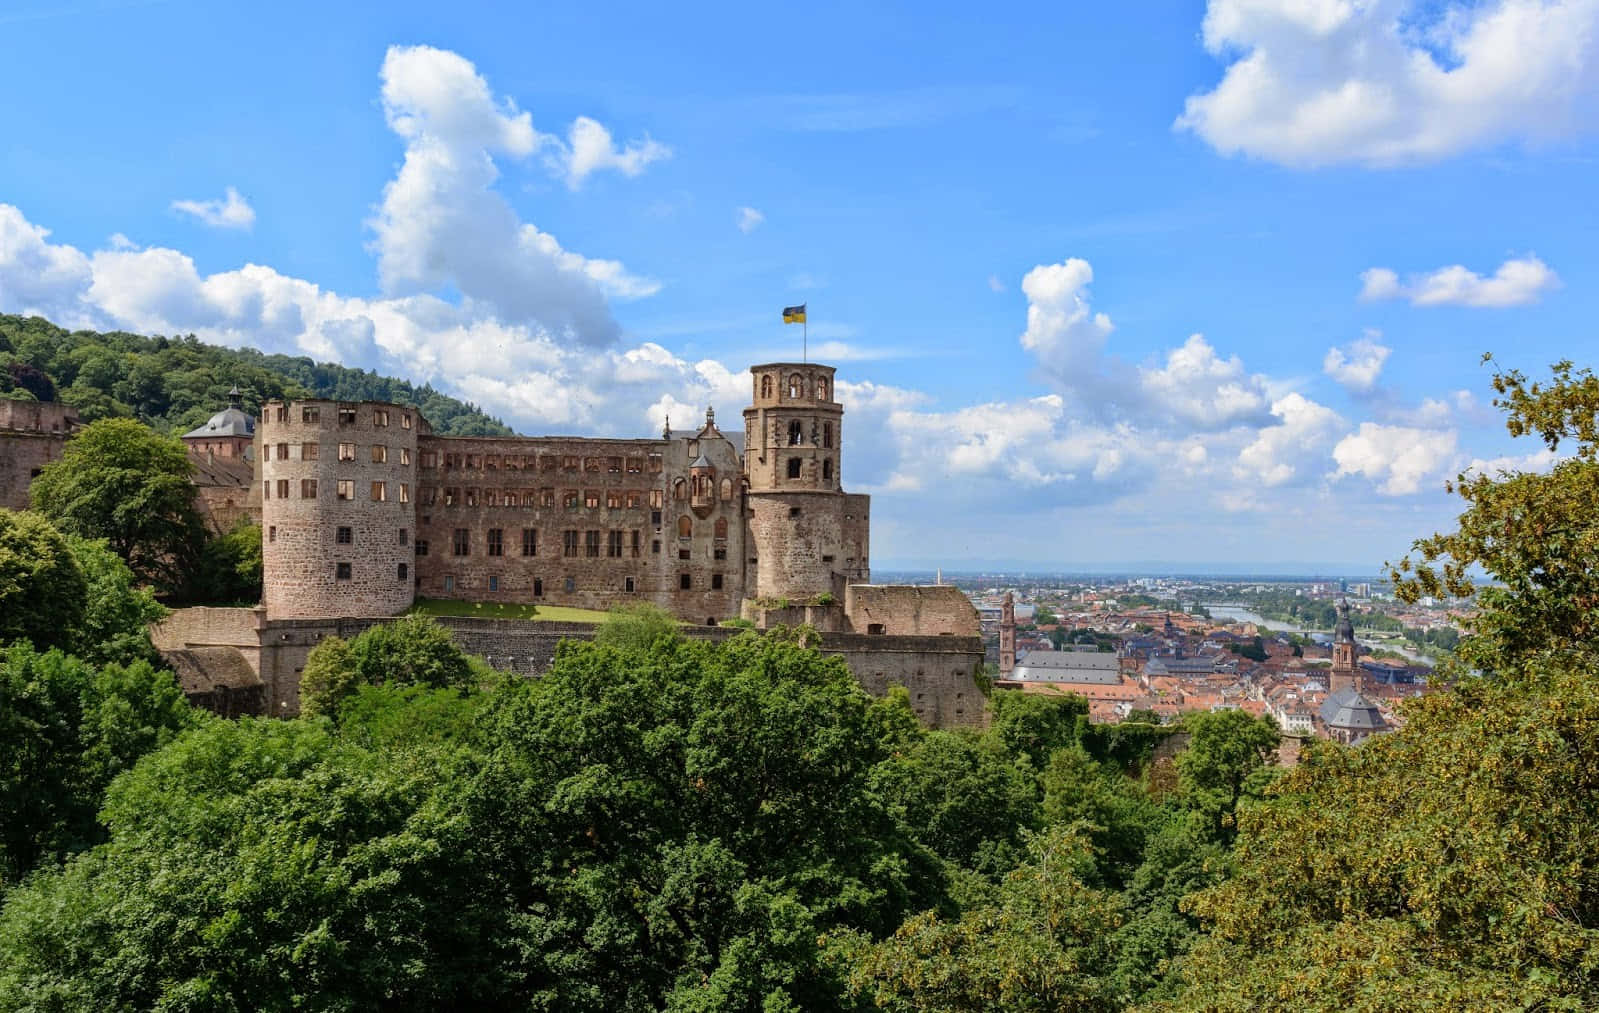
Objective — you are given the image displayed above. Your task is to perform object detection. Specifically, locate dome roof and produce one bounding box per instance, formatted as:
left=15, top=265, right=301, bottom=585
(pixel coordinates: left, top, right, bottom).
left=184, top=388, right=255, bottom=439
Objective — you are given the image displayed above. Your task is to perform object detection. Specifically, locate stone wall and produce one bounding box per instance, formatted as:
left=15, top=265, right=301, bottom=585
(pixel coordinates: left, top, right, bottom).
left=844, top=584, right=979, bottom=636
left=823, top=632, right=987, bottom=728
left=0, top=401, right=76, bottom=510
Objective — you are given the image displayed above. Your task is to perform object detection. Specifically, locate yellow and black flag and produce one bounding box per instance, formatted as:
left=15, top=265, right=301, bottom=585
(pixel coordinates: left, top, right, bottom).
left=782, top=304, right=807, bottom=324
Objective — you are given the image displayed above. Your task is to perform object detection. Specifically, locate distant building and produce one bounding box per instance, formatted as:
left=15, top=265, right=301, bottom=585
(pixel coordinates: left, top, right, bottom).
left=1319, top=597, right=1387, bottom=744
left=1010, top=648, right=1120, bottom=685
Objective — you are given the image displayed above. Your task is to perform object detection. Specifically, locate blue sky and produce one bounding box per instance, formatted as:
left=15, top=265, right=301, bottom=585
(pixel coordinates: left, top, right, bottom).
left=3, top=0, right=1597, bottom=571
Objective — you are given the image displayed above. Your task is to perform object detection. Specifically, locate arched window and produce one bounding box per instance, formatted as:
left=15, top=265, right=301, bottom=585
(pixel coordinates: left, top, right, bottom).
left=714, top=517, right=728, bottom=539
left=677, top=515, right=692, bottom=538
left=823, top=459, right=833, bottom=481
left=822, top=422, right=832, bottom=448
left=788, top=374, right=803, bottom=398
left=673, top=478, right=687, bottom=501
left=760, top=374, right=773, bottom=398
left=816, top=378, right=828, bottom=400
left=719, top=477, right=733, bottom=501
left=788, top=420, right=804, bottom=445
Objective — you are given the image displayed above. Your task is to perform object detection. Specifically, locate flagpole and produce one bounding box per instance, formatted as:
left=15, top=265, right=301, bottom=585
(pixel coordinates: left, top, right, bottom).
left=803, top=314, right=807, bottom=363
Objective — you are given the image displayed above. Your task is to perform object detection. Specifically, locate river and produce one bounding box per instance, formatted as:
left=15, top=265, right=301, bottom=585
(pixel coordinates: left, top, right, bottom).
left=1206, top=604, right=1434, bottom=668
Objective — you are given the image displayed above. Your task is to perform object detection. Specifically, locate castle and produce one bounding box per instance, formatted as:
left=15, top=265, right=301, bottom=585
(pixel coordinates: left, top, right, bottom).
left=149, top=361, right=987, bottom=726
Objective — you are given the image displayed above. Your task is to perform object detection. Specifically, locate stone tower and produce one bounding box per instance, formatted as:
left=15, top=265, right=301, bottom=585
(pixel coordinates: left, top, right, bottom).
left=742, top=363, right=870, bottom=599
left=999, top=592, right=1016, bottom=676
left=259, top=399, right=421, bottom=618
left=1329, top=596, right=1361, bottom=695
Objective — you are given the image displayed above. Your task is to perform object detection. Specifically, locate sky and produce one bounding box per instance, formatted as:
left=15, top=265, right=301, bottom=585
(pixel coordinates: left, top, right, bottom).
left=2, top=0, right=1597, bottom=572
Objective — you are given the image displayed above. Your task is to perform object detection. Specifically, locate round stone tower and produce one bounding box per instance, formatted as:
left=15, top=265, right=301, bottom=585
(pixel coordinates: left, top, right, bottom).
left=259, top=399, right=421, bottom=618
left=743, top=363, right=866, bottom=599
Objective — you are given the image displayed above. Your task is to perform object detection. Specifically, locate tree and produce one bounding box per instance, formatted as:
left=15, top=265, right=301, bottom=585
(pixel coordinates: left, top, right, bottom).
left=593, top=601, right=681, bottom=652
left=0, top=509, right=87, bottom=652
left=299, top=615, right=480, bottom=717
left=62, top=535, right=166, bottom=666
left=29, top=418, right=204, bottom=592
left=1391, top=359, right=1599, bottom=672
left=1173, top=710, right=1279, bottom=846
left=187, top=521, right=262, bottom=604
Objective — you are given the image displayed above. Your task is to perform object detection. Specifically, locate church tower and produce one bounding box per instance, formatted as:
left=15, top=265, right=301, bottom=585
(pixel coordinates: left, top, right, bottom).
left=742, top=363, right=870, bottom=600
left=999, top=592, right=1017, bottom=676
left=1330, top=597, right=1361, bottom=695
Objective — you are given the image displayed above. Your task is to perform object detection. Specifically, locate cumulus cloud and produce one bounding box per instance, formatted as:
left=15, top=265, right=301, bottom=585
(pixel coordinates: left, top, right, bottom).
left=736, top=206, right=764, bottom=233
left=1018, top=258, right=1114, bottom=383
left=1138, top=333, right=1272, bottom=429
left=1323, top=333, right=1391, bottom=392
left=1333, top=423, right=1459, bottom=495
left=1178, top=0, right=1599, bottom=167
left=171, top=186, right=255, bottom=229
left=1359, top=255, right=1560, bottom=307
left=553, top=116, right=671, bottom=189
left=1463, top=447, right=1563, bottom=478
left=1235, top=392, right=1344, bottom=486
left=369, top=44, right=657, bottom=346
left=0, top=203, right=94, bottom=324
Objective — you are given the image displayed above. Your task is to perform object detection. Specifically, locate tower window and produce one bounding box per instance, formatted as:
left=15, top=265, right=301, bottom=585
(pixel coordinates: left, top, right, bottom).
left=788, top=420, right=804, bottom=445
left=336, top=526, right=352, bottom=545
left=787, top=458, right=802, bottom=479
left=533, top=578, right=544, bottom=597
left=823, top=422, right=832, bottom=448
left=823, top=459, right=833, bottom=481
left=398, top=563, right=408, bottom=581
left=677, top=515, right=692, bottom=538
left=788, top=374, right=803, bottom=398
left=453, top=528, right=470, bottom=556
left=336, top=562, right=351, bottom=581
left=680, top=573, right=692, bottom=590
left=522, top=528, right=537, bottom=556
left=625, top=577, right=636, bottom=592
left=789, top=507, right=802, bottom=518
left=817, top=378, right=828, bottom=400
left=487, top=528, right=503, bottom=557
left=711, top=574, right=723, bottom=590
left=760, top=374, right=772, bottom=398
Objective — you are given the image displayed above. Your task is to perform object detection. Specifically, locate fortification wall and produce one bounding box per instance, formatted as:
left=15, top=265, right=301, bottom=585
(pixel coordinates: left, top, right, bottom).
left=844, top=584, right=977, bottom=636
left=259, top=400, right=419, bottom=618
left=0, top=430, right=65, bottom=510
left=823, top=633, right=987, bottom=728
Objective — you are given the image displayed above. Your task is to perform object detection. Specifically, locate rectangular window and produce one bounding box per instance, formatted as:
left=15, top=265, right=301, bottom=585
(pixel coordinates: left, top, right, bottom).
left=607, top=530, right=623, bottom=557
left=585, top=490, right=600, bottom=509
left=336, top=562, right=352, bottom=580
left=398, top=562, right=408, bottom=581
left=264, top=480, right=271, bottom=500
left=302, top=441, right=319, bottom=460
left=372, top=445, right=387, bottom=463
left=648, top=454, right=662, bottom=473
left=625, top=577, right=635, bottom=592
left=625, top=490, right=641, bottom=509
left=415, top=540, right=429, bottom=556
left=371, top=481, right=387, bottom=502
left=336, top=526, right=352, bottom=544
left=484, top=489, right=499, bottom=507
left=679, top=549, right=691, bottom=560
left=487, top=528, right=504, bottom=557
left=714, top=548, right=727, bottom=560
left=533, top=578, right=544, bottom=597
left=374, top=409, right=389, bottom=427
left=584, top=457, right=602, bottom=472
left=338, top=407, right=357, bottom=426
left=564, top=577, right=576, bottom=593
left=274, top=405, right=287, bottom=423
left=398, top=528, right=408, bottom=545
left=652, top=539, right=661, bottom=554
left=485, top=454, right=498, bottom=470
left=563, top=530, right=579, bottom=557
left=679, top=573, right=692, bottom=590
left=563, top=490, right=580, bottom=509
left=712, top=574, right=723, bottom=590
left=522, top=528, right=537, bottom=556
left=443, top=575, right=455, bottom=593
left=466, top=455, right=480, bottom=469
left=627, top=456, right=642, bottom=474
left=563, top=455, right=579, bottom=471
left=399, top=483, right=410, bottom=503
left=277, top=442, right=289, bottom=460
left=268, top=525, right=276, bottom=543
left=649, top=489, right=663, bottom=508
left=465, top=489, right=478, bottom=508
left=339, top=443, right=356, bottom=461
left=585, top=530, right=601, bottom=557
left=400, top=448, right=411, bottom=466
left=452, top=528, right=470, bottom=556
left=301, top=478, right=318, bottom=498
left=402, top=413, right=412, bottom=430
left=276, top=479, right=289, bottom=499
left=539, top=488, right=555, bottom=507
left=489, top=575, right=499, bottom=592
left=302, top=406, right=320, bottom=424
left=444, top=488, right=458, bottom=506
left=607, top=490, right=623, bottom=509
left=607, top=456, right=622, bottom=473
left=651, top=510, right=662, bottom=526
left=421, top=451, right=437, bottom=468
left=631, top=530, right=641, bottom=557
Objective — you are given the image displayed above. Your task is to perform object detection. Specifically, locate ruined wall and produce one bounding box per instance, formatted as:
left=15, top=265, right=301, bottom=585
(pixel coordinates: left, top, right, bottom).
left=411, top=427, right=746, bottom=623
left=823, top=633, right=987, bottom=728
left=844, top=584, right=978, bottom=636
left=0, top=401, right=76, bottom=510
left=259, top=400, right=420, bottom=618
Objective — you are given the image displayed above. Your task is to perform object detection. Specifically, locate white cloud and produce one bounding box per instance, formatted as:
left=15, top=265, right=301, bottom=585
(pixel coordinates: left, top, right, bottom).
left=1235, top=392, right=1344, bottom=486
left=1019, top=258, right=1114, bottom=382
left=0, top=203, right=94, bottom=324
left=1360, top=255, right=1560, bottom=307
left=554, top=115, right=671, bottom=189
left=1463, top=447, right=1563, bottom=478
left=369, top=44, right=656, bottom=345
left=1333, top=423, right=1459, bottom=495
left=1178, top=0, right=1599, bottom=167
left=736, top=206, right=764, bottom=233
left=1138, top=333, right=1272, bottom=429
left=987, top=274, right=1005, bottom=293
left=1323, top=332, right=1391, bottom=392
left=170, top=186, right=256, bottom=229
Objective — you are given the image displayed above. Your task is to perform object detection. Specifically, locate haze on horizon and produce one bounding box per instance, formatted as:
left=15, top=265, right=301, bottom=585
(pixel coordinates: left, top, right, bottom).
left=2, top=0, right=1596, bottom=570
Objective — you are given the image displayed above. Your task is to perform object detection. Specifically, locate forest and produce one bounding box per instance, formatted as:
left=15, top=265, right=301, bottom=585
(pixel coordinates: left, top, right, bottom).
left=0, top=314, right=512, bottom=437
left=1, top=355, right=1598, bottom=1009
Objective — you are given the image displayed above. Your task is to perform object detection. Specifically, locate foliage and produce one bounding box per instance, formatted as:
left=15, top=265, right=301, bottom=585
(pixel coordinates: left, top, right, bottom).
left=29, top=418, right=205, bottom=592
left=0, top=509, right=86, bottom=651
left=593, top=601, right=683, bottom=652
left=987, top=691, right=1088, bottom=770
left=1173, top=710, right=1280, bottom=846
left=2, top=361, right=55, bottom=402
left=0, top=313, right=511, bottom=437
left=0, top=644, right=193, bottom=893
left=186, top=520, right=262, bottom=604
left=299, top=615, right=479, bottom=717
left=62, top=534, right=166, bottom=666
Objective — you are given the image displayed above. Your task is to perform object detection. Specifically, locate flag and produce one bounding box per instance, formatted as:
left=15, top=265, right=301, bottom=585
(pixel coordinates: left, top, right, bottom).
left=782, top=304, right=806, bottom=324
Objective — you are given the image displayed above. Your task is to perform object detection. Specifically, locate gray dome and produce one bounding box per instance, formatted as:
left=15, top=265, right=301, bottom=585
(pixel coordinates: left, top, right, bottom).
left=184, top=404, right=255, bottom=439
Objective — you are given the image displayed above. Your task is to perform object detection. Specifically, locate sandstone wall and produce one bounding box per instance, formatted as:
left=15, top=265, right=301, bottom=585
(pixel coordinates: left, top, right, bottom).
left=844, top=584, right=977, bottom=636
left=0, top=401, right=75, bottom=510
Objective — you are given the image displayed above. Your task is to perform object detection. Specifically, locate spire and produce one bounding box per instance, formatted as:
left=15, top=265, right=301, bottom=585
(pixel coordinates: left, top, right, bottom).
left=1335, top=596, right=1355, bottom=645
left=706, top=404, right=715, bottom=426
left=227, top=385, right=243, bottom=409
left=662, top=413, right=671, bottom=440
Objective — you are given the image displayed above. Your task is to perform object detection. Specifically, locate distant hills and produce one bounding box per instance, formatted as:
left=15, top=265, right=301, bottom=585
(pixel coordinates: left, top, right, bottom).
left=0, top=315, right=513, bottom=437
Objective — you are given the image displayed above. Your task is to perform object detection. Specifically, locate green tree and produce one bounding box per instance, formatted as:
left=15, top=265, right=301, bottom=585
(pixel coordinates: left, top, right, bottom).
left=299, top=615, right=480, bottom=717
left=0, top=509, right=86, bottom=651
left=986, top=691, right=1088, bottom=771
left=63, top=534, right=166, bottom=666
left=188, top=521, right=263, bottom=604
left=29, top=418, right=204, bottom=591
left=594, top=601, right=682, bottom=652
left=1173, top=709, right=1279, bottom=846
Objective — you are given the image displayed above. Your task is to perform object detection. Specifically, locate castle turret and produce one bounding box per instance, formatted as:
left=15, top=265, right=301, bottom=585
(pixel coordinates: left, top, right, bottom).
left=259, top=400, right=422, bottom=618
left=742, top=363, right=868, bottom=599
left=999, top=592, right=1016, bottom=676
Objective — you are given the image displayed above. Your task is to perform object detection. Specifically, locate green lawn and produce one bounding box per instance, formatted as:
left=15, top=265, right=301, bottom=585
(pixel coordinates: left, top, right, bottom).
left=407, top=598, right=613, bottom=623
